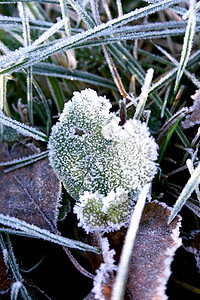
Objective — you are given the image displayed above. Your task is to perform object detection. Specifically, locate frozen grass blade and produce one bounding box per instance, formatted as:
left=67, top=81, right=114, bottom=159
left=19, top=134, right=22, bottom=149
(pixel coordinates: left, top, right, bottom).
left=187, top=159, right=200, bottom=202
left=60, top=0, right=77, bottom=68
left=0, top=234, right=31, bottom=300
left=32, top=62, right=116, bottom=90
left=0, top=214, right=101, bottom=253
left=32, top=18, right=67, bottom=46
left=0, top=0, right=184, bottom=75
left=134, top=68, right=154, bottom=120
left=168, top=161, right=200, bottom=224
left=18, top=2, right=34, bottom=125
left=0, top=75, right=7, bottom=142
left=0, top=150, right=49, bottom=173
left=174, top=0, right=196, bottom=93
left=111, top=183, right=151, bottom=300
left=0, top=112, right=49, bottom=142
left=11, top=282, right=23, bottom=300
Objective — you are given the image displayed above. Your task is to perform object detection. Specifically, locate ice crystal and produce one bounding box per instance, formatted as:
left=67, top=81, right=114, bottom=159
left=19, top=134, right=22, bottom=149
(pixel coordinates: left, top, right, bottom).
left=48, top=88, right=158, bottom=201
left=73, top=188, right=134, bottom=233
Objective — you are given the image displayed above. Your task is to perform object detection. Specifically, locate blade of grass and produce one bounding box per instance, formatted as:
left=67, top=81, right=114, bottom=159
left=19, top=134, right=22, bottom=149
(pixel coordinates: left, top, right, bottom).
left=168, top=161, right=200, bottom=223
left=0, top=75, right=7, bottom=142
left=158, top=116, right=185, bottom=164
left=0, top=234, right=31, bottom=300
left=18, top=2, right=34, bottom=125
left=0, top=112, right=49, bottom=142
left=0, top=0, right=184, bottom=74
left=0, top=214, right=101, bottom=253
left=47, top=77, right=65, bottom=114
left=174, top=0, right=196, bottom=93
left=31, top=62, right=116, bottom=90
left=0, top=150, right=49, bottom=172
left=134, top=68, right=154, bottom=120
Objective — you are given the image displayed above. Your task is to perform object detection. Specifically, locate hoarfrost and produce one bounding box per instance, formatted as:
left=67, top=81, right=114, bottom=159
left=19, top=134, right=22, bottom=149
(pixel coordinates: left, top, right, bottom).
left=92, top=237, right=117, bottom=300
left=182, top=90, right=200, bottom=128
left=48, top=88, right=158, bottom=201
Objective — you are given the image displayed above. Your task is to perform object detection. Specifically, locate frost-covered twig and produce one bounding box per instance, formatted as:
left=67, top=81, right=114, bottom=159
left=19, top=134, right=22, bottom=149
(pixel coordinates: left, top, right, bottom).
left=111, top=183, right=151, bottom=300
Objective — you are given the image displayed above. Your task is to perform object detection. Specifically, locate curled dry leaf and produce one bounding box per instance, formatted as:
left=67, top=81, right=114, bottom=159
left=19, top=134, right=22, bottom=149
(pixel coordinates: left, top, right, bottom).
left=182, top=90, right=200, bottom=129
left=0, top=143, right=61, bottom=231
left=183, top=230, right=200, bottom=272
left=85, top=201, right=182, bottom=300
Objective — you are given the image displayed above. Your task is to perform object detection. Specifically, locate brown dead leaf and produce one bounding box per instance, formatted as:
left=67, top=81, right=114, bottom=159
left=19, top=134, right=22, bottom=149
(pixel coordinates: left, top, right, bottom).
left=0, top=143, right=61, bottom=231
left=182, top=90, right=200, bottom=129
left=126, top=200, right=182, bottom=300
left=183, top=230, right=200, bottom=272
left=86, top=201, right=182, bottom=300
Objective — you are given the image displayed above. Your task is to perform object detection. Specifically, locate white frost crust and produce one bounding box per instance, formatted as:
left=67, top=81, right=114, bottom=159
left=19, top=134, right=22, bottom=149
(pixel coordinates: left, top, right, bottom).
left=151, top=200, right=182, bottom=298
left=73, top=188, right=134, bottom=234
left=92, top=237, right=117, bottom=300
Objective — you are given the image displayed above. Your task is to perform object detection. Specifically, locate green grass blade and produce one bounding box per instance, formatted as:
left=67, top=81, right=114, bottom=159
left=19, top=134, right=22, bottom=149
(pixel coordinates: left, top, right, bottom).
left=47, top=76, right=65, bottom=113
left=109, top=42, right=191, bottom=148
left=168, top=162, right=200, bottom=223
left=158, top=116, right=184, bottom=164
left=32, top=77, right=52, bottom=135
left=32, top=62, right=116, bottom=89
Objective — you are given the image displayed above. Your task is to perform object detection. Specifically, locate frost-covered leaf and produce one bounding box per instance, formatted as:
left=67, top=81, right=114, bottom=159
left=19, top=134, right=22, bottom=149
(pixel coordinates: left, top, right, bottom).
left=126, top=201, right=182, bottom=299
left=182, top=90, right=200, bottom=128
left=0, top=143, right=61, bottom=231
left=48, top=89, right=158, bottom=202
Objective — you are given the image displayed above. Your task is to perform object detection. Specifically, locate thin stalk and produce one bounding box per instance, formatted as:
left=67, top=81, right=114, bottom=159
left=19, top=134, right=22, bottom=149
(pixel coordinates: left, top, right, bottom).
left=62, top=246, right=94, bottom=279
left=0, top=75, right=7, bottom=142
